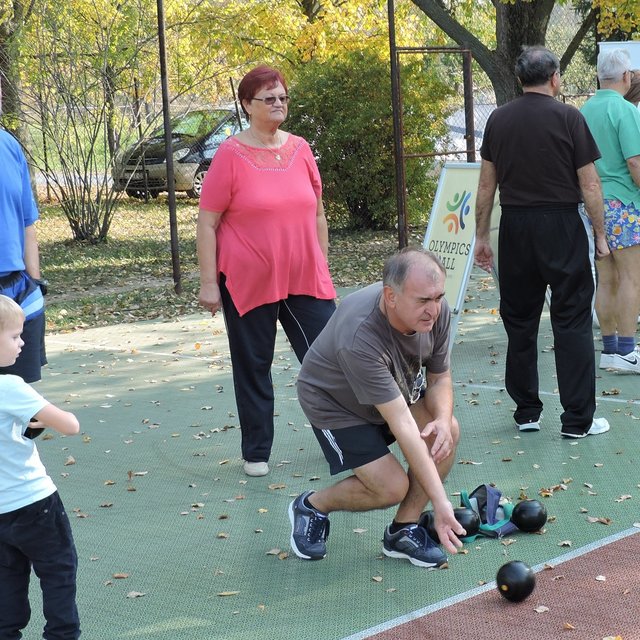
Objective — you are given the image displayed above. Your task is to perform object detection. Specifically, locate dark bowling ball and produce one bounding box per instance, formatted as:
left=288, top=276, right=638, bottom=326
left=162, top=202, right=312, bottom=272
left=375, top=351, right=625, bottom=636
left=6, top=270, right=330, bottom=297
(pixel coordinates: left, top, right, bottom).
left=511, top=499, right=547, bottom=533
left=420, top=508, right=479, bottom=542
left=496, top=560, right=536, bottom=602
left=453, top=507, right=480, bottom=537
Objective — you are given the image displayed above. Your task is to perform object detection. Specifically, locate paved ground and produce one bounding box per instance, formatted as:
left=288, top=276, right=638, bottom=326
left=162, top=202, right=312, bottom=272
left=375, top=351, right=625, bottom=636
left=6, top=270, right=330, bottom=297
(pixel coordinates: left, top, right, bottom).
left=26, top=270, right=640, bottom=639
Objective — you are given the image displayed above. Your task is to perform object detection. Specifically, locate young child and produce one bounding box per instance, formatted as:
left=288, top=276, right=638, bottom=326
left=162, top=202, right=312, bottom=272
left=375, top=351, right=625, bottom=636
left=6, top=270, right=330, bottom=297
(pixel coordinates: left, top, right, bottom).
left=0, top=295, right=81, bottom=639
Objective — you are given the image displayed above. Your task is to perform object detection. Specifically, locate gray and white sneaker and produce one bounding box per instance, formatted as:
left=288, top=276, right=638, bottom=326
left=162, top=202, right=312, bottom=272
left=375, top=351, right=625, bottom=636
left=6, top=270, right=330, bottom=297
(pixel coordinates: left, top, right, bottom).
left=383, top=524, right=447, bottom=568
left=289, top=491, right=330, bottom=560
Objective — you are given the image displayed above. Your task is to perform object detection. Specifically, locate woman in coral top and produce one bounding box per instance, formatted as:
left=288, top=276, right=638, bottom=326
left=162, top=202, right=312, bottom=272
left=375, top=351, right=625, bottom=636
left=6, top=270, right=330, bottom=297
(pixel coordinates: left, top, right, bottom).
left=197, top=65, right=336, bottom=477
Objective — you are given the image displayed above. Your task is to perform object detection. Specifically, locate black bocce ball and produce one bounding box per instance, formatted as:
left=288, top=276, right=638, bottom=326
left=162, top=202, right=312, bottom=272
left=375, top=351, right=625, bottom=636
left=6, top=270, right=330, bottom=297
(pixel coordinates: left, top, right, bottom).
left=511, top=499, right=547, bottom=533
left=496, top=560, right=535, bottom=602
left=420, top=507, right=480, bottom=542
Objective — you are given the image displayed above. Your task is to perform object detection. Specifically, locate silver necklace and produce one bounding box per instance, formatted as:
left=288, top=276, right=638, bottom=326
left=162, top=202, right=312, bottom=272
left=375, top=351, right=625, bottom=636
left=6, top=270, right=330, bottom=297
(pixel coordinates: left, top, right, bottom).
left=249, top=129, right=282, bottom=161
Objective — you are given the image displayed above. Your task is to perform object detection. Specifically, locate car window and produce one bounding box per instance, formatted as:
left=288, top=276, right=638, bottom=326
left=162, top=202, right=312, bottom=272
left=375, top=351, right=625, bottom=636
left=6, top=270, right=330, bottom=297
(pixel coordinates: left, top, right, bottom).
left=202, top=118, right=245, bottom=159
left=149, top=110, right=232, bottom=139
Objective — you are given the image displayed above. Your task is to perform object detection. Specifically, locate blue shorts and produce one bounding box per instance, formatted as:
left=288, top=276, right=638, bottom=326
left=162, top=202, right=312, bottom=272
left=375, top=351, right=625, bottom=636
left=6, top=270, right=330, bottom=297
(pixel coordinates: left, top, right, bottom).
left=604, top=199, right=640, bottom=250
left=312, top=423, right=396, bottom=475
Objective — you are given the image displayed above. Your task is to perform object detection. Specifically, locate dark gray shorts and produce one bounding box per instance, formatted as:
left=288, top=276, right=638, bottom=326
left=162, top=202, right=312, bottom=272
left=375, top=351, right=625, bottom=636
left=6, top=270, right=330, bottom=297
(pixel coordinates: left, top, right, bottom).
left=312, top=423, right=396, bottom=475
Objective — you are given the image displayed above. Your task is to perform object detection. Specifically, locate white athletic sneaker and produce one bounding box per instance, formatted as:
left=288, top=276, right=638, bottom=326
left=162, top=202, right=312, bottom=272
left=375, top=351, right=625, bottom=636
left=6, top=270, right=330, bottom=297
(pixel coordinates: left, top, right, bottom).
left=515, top=419, right=541, bottom=432
left=562, top=417, right=610, bottom=439
left=243, top=461, right=269, bottom=477
left=598, top=352, right=616, bottom=370
left=608, top=349, right=640, bottom=374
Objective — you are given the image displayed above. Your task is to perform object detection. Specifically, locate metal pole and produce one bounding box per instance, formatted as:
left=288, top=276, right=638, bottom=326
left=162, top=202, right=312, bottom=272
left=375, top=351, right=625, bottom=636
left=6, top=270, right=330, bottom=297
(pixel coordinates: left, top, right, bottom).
left=462, top=49, right=475, bottom=162
left=156, top=0, right=181, bottom=294
left=387, top=0, right=408, bottom=248
left=229, top=77, right=244, bottom=130
left=133, top=78, right=150, bottom=203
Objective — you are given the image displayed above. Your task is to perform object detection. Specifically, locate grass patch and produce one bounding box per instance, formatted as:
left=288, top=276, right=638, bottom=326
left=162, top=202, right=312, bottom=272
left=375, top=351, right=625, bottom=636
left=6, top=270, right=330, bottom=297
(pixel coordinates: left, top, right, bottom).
left=39, top=196, right=427, bottom=332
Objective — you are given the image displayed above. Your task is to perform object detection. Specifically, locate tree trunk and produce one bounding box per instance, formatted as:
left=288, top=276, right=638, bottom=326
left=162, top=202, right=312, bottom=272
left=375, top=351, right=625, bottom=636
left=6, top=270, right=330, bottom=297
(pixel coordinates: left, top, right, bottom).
left=409, top=0, right=586, bottom=105
left=0, top=29, right=23, bottom=135
left=0, top=1, right=34, bottom=134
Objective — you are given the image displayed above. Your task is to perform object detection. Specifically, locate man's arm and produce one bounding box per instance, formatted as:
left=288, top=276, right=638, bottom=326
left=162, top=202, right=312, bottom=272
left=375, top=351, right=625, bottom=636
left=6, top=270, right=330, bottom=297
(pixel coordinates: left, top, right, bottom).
left=577, top=163, right=609, bottom=260
left=474, top=159, right=498, bottom=273
left=420, top=369, right=455, bottom=463
left=376, top=395, right=463, bottom=553
left=627, top=155, right=640, bottom=188
left=23, top=224, right=41, bottom=279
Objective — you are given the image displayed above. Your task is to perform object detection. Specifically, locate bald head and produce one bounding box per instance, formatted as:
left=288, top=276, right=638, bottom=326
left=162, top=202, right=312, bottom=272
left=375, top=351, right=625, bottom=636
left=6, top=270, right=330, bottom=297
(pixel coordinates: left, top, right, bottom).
left=383, top=249, right=446, bottom=293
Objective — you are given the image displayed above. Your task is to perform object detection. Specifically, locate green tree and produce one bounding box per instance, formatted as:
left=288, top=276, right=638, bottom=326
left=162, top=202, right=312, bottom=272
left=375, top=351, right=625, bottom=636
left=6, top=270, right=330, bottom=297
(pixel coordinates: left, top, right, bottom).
left=287, top=48, right=454, bottom=229
left=406, top=0, right=608, bottom=105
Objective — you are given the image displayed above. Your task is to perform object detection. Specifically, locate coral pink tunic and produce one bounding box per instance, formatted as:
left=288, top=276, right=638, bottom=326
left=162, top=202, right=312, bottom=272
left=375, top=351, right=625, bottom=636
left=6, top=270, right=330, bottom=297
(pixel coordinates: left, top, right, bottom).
left=200, top=134, right=336, bottom=316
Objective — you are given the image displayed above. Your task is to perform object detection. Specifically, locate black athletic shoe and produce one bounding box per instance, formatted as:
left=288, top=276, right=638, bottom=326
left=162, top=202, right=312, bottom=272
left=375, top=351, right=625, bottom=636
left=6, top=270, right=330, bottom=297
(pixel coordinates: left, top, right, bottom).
left=289, top=491, right=330, bottom=560
left=383, top=524, right=447, bottom=568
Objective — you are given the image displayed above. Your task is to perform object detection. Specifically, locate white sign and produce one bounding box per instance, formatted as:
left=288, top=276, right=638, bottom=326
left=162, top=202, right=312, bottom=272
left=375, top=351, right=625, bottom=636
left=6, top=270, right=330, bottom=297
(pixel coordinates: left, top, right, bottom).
left=422, top=162, right=499, bottom=346
left=598, top=41, right=640, bottom=68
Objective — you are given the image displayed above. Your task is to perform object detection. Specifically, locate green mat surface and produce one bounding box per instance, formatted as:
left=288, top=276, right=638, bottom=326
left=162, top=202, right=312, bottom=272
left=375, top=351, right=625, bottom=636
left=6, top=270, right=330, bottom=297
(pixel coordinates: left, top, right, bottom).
left=24, top=272, right=640, bottom=639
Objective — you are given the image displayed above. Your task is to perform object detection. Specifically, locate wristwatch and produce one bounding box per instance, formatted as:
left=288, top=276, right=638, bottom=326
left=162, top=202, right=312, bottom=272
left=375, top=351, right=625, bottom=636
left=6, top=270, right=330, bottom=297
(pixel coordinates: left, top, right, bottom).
left=32, top=278, right=48, bottom=296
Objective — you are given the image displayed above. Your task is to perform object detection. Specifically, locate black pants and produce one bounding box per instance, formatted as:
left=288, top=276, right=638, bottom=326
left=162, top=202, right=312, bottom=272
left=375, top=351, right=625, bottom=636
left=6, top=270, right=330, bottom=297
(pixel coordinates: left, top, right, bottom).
left=0, top=492, right=80, bottom=640
left=498, top=206, right=595, bottom=434
left=220, top=276, right=336, bottom=462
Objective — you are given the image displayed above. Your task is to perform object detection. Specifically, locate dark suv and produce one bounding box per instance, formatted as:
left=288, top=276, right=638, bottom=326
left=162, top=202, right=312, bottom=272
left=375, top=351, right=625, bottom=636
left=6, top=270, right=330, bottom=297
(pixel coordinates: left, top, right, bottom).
left=113, top=108, right=244, bottom=199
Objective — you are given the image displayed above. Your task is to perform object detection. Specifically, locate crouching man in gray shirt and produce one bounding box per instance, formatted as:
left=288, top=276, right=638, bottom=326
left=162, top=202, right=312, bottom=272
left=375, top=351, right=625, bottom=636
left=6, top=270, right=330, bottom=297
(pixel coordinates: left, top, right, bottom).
left=289, top=249, right=464, bottom=568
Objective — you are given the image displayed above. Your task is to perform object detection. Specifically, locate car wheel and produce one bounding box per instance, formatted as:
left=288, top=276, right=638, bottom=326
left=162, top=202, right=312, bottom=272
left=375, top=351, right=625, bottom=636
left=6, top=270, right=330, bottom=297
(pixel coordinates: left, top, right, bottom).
left=126, top=188, right=159, bottom=200
left=187, top=166, right=207, bottom=199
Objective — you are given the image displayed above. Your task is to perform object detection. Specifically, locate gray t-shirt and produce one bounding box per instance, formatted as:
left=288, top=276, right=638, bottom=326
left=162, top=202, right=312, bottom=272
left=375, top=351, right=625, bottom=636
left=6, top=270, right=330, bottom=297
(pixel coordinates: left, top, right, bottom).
left=297, top=283, right=451, bottom=430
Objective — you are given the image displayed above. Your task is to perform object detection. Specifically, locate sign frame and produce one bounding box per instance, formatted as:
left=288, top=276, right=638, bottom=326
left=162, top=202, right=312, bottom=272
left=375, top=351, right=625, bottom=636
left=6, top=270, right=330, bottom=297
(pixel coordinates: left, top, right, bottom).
left=422, top=162, right=499, bottom=347
left=422, top=162, right=478, bottom=347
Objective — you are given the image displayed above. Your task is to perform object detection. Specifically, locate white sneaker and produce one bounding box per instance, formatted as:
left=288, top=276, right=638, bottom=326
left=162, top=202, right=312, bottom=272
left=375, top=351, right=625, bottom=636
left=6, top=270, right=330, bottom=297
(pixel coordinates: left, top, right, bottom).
left=516, top=419, right=541, bottom=432
left=562, top=417, right=610, bottom=439
left=598, top=352, right=616, bottom=370
left=608, top=349, right=640, bottom=374
left=515, top=414, right=542, bottom=432
left=243, top=461, right=269, bottom=476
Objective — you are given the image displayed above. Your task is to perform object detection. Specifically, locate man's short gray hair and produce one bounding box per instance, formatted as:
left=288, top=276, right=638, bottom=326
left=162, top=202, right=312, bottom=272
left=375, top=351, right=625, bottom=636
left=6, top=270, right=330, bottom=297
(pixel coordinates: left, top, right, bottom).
left=597, top=48, right=631, bottom=82
left=383, top=248, right=446, bottom=291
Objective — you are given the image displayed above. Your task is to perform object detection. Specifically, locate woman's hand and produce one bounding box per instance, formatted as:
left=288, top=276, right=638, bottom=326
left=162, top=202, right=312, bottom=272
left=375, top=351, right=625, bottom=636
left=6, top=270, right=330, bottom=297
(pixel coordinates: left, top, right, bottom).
left=199, top=282, right=222, bottom=315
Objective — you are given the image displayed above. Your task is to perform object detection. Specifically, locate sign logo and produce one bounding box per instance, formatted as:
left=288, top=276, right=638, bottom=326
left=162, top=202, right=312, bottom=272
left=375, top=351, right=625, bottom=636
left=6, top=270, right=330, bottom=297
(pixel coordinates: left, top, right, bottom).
left=442, top=190, right=472, bottom=234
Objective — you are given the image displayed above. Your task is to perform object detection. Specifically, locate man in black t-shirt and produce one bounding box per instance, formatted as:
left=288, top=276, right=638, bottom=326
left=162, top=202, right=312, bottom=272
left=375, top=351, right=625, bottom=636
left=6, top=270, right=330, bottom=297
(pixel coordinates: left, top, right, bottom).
left=474, top=45, right=610, bottom=439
